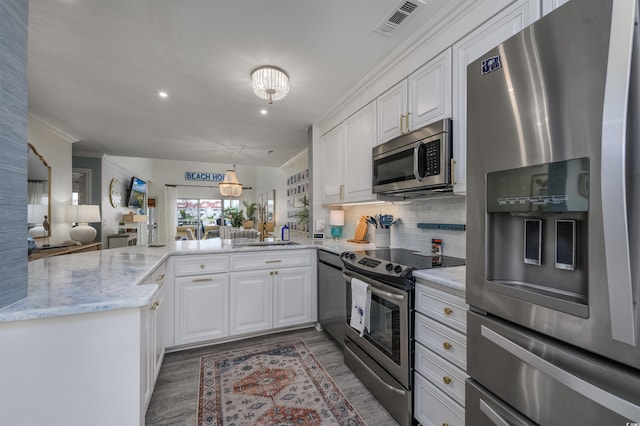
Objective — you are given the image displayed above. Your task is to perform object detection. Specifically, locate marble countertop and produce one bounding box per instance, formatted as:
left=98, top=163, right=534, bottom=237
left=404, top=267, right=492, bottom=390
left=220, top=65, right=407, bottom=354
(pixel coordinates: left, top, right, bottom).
left=1, top=237, right=463, bottom=323
left=413, top=266, right=466, bottom=293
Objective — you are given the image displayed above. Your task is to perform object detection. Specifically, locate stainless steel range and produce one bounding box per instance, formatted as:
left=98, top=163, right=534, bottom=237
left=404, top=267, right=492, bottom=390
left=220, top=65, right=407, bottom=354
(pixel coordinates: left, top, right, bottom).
left=341, top=248, right=464, bottom=426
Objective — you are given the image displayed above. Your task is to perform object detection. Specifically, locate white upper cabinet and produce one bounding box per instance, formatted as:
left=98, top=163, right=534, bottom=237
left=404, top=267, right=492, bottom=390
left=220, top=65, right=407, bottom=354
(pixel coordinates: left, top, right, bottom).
left=377, top=48, right=452, bottom=145
left=542, top=0, right=569, bottom=16
left=451, top=0, right=540, bottom=194
left=321, top=101, right=377, bottom=204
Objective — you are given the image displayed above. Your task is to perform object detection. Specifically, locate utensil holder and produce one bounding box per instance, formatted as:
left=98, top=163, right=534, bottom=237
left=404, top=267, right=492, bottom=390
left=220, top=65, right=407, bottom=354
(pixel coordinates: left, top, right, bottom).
left=374, top=229, right=390, bottom=248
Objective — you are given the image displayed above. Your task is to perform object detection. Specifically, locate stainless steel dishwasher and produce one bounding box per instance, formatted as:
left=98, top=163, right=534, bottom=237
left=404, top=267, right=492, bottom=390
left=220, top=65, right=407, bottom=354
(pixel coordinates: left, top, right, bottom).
left=317, top=249, right=345, bottom=347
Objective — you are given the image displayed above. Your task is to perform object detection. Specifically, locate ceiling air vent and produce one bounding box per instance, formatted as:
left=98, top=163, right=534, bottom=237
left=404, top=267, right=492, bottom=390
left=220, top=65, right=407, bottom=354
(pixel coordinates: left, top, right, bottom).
left=375, top=0, right=425, bottom=37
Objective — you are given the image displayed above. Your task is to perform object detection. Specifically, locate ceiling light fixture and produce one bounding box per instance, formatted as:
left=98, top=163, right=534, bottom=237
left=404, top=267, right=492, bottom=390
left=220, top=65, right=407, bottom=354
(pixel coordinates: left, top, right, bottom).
left=158, top=91, right=168, bottom=98
left=251, top=66, right=289, bottom=104
left=260, top=109, right=268, bottom=115
left=218, top=165, right=243, bottom=198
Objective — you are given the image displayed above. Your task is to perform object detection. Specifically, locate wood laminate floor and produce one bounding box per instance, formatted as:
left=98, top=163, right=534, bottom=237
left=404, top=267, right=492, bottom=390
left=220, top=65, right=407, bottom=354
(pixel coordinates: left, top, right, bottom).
left=145, top=327, right=399, bottom=426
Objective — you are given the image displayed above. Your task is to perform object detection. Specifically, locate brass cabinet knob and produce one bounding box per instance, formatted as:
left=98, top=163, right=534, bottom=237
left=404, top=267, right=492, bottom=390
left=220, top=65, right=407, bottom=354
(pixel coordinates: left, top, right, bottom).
left=444, top=307, right=453, bottom=315
left=443, top=341, right=452, bottom=350
left=270, top=271, right=274, bottom=276
left=443, top=376, right=452, bottom=385
left=274, top=270, right=278, bottom=275
left=200, top=264, right=205, bottom=269
left=443, top=423, right=449, bottom=426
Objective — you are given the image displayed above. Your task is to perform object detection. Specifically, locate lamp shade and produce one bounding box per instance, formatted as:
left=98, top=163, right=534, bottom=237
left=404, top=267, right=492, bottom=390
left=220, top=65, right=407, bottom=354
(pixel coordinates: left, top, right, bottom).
left=251, top=66, right=289, bottom=104
left=219, top=169, right=243, bottom=197
left=329, top=210, right=345, bottom=226
left=66, top=205, right=101, bottom=224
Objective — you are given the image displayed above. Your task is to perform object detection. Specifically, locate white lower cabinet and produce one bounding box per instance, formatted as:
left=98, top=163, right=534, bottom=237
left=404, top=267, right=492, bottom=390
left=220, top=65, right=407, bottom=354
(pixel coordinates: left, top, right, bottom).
left=175, top=274, right=229, bottom=345
left=414, top=281, right=468, bottom=426
left=273, top=267, right=312, bottom=328
left=230, top=270, right=273, bottom=335
left=142, top=263, right=167, bottom=410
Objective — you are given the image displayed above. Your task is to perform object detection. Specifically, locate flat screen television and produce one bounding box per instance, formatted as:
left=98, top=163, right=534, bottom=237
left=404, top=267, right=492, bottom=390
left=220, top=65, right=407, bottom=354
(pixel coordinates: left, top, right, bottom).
left=127, top=176, right=147, bottom=208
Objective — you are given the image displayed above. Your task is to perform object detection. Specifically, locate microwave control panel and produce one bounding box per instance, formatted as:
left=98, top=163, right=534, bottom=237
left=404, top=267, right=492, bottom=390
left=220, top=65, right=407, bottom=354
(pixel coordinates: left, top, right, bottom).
left=421, top=139, right=441, bottom=177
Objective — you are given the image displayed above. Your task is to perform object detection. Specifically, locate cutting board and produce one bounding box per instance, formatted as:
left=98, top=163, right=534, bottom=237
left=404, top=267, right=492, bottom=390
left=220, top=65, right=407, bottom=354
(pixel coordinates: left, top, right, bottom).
left=347, top=216, right=369, bottom=243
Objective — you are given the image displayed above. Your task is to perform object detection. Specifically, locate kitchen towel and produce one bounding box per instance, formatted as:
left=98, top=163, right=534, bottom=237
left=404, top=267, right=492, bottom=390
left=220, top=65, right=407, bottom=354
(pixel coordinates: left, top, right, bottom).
left=349, top=278, right=371, bottom=337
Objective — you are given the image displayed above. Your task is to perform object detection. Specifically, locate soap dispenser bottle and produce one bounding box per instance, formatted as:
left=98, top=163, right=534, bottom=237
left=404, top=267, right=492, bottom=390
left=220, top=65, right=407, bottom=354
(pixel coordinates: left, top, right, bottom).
left=281, top=224, right=290, bottom=241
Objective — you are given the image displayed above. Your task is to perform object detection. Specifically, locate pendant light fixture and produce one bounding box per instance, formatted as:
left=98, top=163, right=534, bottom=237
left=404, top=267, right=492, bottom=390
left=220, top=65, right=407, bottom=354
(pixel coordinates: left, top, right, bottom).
left=219, top=165, right=243, bottom=197
left=251, top=66, right=289, bottom=104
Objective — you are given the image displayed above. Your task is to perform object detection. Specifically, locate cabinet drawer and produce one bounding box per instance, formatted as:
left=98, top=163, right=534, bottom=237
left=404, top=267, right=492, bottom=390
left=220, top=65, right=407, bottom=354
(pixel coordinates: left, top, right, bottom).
left=174, top=255, right=229, bottom=276
left=414, top=372, right=464, bottom=426
left=415, top=283, right=468, bottom=334
left=415, top=342, right=468, bottom=406
left=415, top=311, right=467, bottom=370
left=148, top=262, right=166, bottom=285
left=230, top=250, right=312, bottom=271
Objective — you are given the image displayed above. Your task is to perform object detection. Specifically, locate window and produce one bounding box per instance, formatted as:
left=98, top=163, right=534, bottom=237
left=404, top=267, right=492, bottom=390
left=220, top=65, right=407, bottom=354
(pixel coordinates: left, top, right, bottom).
left=176, top=198, right=239, bottom=239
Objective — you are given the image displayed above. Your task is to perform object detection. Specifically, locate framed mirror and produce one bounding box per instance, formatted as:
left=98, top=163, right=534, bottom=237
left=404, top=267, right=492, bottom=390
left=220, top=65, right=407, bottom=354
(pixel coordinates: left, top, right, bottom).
left=27, top=143, right=52, bottom=240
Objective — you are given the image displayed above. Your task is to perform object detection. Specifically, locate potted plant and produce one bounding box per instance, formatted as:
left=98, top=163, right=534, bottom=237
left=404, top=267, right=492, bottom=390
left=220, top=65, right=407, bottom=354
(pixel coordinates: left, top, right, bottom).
left=224, top=207, right=245, bottom=228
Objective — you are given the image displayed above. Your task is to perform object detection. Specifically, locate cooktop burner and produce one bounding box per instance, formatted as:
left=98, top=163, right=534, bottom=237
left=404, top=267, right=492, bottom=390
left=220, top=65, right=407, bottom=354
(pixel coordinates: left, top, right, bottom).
left=360, top=248, right=465, bottom=269
left=341, top=248, right=465, bottom=285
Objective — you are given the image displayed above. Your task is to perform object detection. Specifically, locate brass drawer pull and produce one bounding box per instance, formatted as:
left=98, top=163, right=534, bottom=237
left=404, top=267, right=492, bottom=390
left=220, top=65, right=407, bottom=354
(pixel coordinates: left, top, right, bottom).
left=443, top=376, right=452, bottom=385
left=200, top=264, right=205, bottom=269
left=265, top=259, right=282, bottom=264
left=155, top=274, right=165, bottom=283
left=443, top=341, right=452, bottom=350
left=444, top=307, right=453, bottom=315
left=192, top=278, right=213, bottom=282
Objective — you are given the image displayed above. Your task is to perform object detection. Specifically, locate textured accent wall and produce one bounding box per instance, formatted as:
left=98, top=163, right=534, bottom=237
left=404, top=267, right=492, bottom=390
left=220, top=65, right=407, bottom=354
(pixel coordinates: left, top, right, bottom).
left=0, top=0, right=28, bottom=308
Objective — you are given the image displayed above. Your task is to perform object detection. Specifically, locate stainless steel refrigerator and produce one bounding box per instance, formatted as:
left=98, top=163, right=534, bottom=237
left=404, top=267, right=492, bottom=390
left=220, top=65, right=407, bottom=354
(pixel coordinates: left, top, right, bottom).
left=466, top=0, right=640, bottom=424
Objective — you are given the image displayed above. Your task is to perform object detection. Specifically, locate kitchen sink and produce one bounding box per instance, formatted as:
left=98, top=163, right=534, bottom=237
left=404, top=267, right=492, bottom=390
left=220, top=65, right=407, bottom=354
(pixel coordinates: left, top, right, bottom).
left=232, top=240, right=301, bottom=247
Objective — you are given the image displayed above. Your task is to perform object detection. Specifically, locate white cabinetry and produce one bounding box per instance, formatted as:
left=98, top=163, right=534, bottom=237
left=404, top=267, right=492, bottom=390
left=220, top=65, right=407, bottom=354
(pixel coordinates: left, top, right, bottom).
left=321, top=101, right=377, bottom=204
left=174, top=255, right=230, bottom=346
left=451, top=0, right=540, bottom=194
left=377, top=48, right=452, bottom=144
left=142, top=261, right=167, bottom=409
left=229, top=270, right=273, bottom=335
left=413, top=281, right=469, bottom=426
left=542, top=0, right=569, bottom=16
left=230, top=249, right=315, bottom=336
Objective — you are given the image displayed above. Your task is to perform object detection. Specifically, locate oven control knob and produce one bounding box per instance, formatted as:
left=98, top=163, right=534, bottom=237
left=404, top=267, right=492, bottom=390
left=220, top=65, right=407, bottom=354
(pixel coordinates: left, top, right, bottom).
left=349, top=253, right=356, bottom=260
left=394, top=265, right=403, bottom=274
left=385, top=263, right=394, bottom=271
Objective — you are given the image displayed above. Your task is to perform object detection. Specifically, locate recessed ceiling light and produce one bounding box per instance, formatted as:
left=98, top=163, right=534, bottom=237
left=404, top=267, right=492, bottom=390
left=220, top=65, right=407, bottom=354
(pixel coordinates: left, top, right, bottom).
left=158, top=91, right=168, bottom=99
left=260, top=109, right=268, bottom=115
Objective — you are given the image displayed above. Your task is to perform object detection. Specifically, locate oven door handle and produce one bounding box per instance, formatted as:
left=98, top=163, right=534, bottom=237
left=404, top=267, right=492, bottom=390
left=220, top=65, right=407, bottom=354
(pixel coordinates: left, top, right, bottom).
left=343, top=273, right=406, bottom=302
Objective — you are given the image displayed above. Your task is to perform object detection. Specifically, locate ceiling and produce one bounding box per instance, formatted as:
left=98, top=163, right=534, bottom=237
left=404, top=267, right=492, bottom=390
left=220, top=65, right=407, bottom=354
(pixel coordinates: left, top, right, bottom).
left=28, top=0, right=455, bottom=168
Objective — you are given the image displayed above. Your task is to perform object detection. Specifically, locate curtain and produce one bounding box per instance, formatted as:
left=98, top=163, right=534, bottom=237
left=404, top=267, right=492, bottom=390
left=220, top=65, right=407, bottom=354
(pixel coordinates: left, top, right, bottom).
left=28, top=181, right=45, bottom=204
left=164, top=185, right=177, bottom=242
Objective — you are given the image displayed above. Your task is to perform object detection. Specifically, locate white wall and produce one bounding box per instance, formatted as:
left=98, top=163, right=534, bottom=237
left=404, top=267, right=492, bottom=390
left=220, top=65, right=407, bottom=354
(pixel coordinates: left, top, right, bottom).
left=27, top=117, right=74, bottom=245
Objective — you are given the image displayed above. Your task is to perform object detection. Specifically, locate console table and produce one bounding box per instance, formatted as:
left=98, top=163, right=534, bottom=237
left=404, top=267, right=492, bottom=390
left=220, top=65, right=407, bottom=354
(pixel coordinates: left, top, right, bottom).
left=29, top=242, right=102, bottom=261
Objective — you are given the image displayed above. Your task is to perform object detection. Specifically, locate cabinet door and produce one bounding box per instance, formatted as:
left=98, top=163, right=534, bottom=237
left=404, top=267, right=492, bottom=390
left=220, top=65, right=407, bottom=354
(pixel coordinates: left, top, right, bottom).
left=409, top=48, right=452, bottom=130
left=175, top=274, right=229, bottom=345
left=273, top=266, right=312, bottom=328
left=343, top=101, right=377, bottom=203
left=142, top=304, right=153, bottom=409
left=542, top=0, right=569, bottom=16
left=452, top=0, right=540, bottom=194
left=229, top=270, right=273, bottom=335
left=152, top=285, right=165, bottom=384
left=377, top=79, right=408, bottom=144
left=320, top=125, right=345, bottom=204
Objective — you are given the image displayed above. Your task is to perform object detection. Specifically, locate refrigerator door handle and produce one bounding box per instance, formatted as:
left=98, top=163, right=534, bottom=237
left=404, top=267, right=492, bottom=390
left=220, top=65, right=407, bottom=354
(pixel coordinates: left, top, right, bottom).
left=479, top=399, right=511, bottom=426
left=481, top=325, right=640, bottom=421
left=600, top=0, right=638, bottom=347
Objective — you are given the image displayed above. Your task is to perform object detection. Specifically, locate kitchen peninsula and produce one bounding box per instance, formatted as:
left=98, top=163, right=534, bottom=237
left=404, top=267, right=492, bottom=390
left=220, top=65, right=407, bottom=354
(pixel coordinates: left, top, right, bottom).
left=1, top=239, right=465, bottom=426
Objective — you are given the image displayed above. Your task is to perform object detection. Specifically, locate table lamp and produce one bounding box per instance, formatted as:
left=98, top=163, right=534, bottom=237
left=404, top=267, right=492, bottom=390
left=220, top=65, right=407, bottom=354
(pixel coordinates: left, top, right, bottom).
left=329, top=210, right=345, bottom=239
left=66, top=205, right=101, bottom=244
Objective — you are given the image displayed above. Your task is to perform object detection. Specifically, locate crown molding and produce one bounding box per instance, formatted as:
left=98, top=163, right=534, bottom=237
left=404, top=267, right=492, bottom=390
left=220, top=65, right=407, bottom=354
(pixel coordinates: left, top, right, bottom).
left=28, top=113, right=78, bottom=143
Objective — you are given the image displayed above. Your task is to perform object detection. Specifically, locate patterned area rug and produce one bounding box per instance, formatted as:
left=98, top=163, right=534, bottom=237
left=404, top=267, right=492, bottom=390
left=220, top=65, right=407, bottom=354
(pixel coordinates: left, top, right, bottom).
left=197, top=338, right=365, bottom=425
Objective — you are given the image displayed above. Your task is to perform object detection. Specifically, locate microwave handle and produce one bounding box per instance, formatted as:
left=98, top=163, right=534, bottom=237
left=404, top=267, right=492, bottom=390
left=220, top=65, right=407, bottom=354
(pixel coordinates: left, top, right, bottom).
left=413, top=141, right=425, bottom=182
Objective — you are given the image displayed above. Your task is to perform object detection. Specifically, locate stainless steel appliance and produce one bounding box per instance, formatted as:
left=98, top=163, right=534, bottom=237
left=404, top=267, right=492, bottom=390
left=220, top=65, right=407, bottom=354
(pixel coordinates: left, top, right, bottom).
left=341, top=249, right=464, bottom=425
left=372, top=118, right=453, bottom=197
left=317, top=249, right=345, bottom=347
left=466, top=0, right=640, bottom=423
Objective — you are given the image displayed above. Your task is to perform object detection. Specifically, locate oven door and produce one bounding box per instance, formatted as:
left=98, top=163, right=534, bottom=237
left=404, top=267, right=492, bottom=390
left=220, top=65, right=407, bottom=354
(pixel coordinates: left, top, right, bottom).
left=343, top=269, right=411, bottom=388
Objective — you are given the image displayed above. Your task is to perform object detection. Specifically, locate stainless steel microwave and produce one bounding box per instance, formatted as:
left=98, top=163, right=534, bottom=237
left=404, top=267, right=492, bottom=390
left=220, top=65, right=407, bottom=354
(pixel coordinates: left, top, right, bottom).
left=372, top=118, right=453, bottom=197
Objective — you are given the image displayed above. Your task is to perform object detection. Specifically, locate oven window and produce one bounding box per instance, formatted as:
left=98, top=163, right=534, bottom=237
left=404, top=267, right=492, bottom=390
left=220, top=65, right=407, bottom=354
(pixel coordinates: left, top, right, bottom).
left=374, top=150, right=415, bottom=186
left=347, top=290, right=402, bottom=365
